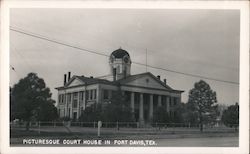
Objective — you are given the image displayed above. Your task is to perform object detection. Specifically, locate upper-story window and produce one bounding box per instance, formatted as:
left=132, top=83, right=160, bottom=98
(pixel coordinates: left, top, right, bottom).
left=86, top=89, right=97, bottom=100
left=79, top=91, right=84, bottom=101
left=73, top=92, right=78, bottom=99
left=59, top=94, right=65, bottom=104
left=170, top=97, right=178, bottom=106
left=62, top=94, right=64, bottom=103
left=90, top=90, right=93, bottom=100
left=73, top=92, right=78, bottom=108
left=170, top=97, right=174, bottom=106
left=67, top=93, right=72, bottom=104
left=58, top=95, right=61, bottom=104
left=174, top=98, right=177, bottom=106
left=93, top=89, right=97, bottom=99
left=86, top=90, right=89, bottom=100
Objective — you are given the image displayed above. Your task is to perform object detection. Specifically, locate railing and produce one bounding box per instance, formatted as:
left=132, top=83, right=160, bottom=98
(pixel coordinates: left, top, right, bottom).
left=10, top=121, right=239, bottom=137
left=11, top=121, right=237, bottom=129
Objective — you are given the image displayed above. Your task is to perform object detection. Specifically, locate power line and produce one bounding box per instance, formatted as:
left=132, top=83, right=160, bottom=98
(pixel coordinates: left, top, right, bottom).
left=10, top=26, right=109, bottom=58
left=10, top=26, right=239, bottom=85
left=133, top=62, right=239, bottom=84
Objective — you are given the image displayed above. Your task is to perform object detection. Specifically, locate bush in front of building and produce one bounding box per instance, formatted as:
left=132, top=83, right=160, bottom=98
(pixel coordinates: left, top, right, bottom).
left=79, top=103, right=103, bottom=122
left=101, top=88, right=134, bottom=122
left=79, top=88, right=134, bottom=123
left=153, top=107, right=170, bottom=123
left=221, top=102, right=239, bottom=130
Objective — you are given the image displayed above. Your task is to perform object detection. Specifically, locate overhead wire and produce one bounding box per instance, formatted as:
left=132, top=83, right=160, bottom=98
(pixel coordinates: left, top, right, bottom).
left=9, top=26, right=239, bottom=85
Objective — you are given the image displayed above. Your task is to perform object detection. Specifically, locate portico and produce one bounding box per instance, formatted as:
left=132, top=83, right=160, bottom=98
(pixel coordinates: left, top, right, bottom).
left=123, top=89, right=181, bottom=127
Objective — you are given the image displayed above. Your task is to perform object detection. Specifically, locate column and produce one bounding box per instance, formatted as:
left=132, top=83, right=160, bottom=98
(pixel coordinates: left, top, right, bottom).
left=97, top=86, right=101, bottom=104
left=139, top=93, right=144, bottom=126
left=130, top=92, right=135, bottom=113
left=149, top=94, right=153, bottom=122
left=70, top=93, right=73, bottom=119
left=65, top=93, right=68, bottom=117
left=158, top=95, right=162, bottom=107
left=77, top=92, right=80, bottom=119
left=88, top=90, right=91, bottom=100
left=166, top=96, right=170, bottom=113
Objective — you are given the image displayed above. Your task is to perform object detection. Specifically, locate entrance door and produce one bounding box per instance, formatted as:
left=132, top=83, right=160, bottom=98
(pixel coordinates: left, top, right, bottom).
left=73, top=112, right=77, bottom=121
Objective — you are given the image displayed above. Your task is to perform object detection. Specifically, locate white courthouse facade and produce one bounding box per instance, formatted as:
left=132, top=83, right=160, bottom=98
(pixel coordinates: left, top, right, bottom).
left=56, top=48, right=184, bottom=126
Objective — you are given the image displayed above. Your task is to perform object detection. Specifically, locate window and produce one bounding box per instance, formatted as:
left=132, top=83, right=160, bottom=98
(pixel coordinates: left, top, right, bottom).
left=86, top=90, right=89, bottom=100
left=58, top=95, right=61, bottom=103
left=170, top=111, right=173, bottom=118
left=73, top=92, right=78, bottom=98
left=68, top=108, right=71, bottom=118
left=90, top=90, right=93, bottom=100
left=103, top=90, right=109, bottom=99
left=59, top=94, right=65, bottom=104
left=73, top=92, right=78, bottom=108
left=79, top=91, right=84, bottom=101
left=93, top=89, right=97, bottom=99
left=62, top=94, right=64, bottom=103
left=174, top=98, right=177, bottom=106
left=67, top=93, right=72, bottom=103
left=170, top=97, right=174, bottom=106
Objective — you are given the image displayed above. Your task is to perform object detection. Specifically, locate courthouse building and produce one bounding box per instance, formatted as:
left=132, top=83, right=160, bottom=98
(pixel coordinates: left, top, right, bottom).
left=56, top=48, right=184, bottom=126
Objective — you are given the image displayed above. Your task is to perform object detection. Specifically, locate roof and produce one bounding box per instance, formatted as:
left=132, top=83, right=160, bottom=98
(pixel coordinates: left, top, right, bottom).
left=117, top=72, right=174, bottom=90
left=76, top=76, right=113, bottom=85
left=56, top=73, right=184, bottom=93
left=55, top=75, right=115, bottom=90
left=110, top=48, right=130, bottom=58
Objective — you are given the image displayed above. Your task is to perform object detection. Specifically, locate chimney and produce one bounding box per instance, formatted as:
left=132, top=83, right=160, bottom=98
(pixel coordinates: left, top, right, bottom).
left=164, top=79, right=167, bottom=84
left=157, top=75, right=161, bottom=80
left=64, top=74, right=67, bottom=85
left=68, top=72, right=71, bottom=82
left=113, top=68, right=117, bottom=81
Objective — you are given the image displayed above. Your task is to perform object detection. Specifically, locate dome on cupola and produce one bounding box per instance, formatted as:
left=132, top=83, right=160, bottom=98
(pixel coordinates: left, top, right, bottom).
left=110, top=48, right=130, bottom=59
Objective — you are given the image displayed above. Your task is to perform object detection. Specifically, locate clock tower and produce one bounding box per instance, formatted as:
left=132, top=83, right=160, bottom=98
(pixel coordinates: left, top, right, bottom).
left=109, top=48, right=131, bottom=81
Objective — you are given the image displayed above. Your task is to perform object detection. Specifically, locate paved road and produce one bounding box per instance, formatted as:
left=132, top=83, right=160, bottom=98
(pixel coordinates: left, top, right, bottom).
left=155, top=136, right=238, bottom=147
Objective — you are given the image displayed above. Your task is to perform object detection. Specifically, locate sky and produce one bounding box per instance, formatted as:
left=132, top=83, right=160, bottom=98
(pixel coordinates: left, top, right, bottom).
left=9, top=8, right=240, bottom=106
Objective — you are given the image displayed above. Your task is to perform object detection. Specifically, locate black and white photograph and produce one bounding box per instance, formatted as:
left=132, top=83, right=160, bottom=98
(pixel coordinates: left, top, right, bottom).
left=1, top=1, right=249, bottom=154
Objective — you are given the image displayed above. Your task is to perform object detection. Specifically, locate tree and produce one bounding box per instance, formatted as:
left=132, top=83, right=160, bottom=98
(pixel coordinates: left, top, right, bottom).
left=153, top=107, right=169, bottom=123
left=79, top=103, right=103, bottom=122
left=79, top=88, right=134, bottom=123
left=187, top=80, right=218, bottom=132
left=36, top=100, right=58, bottom=121
left=179, top=102, right=199, bottom=126
left=102, top=88, right=134, bottom=122
left=10, top=73, right=58, bottom=130
left=221, top=103, right=239, bottom=130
